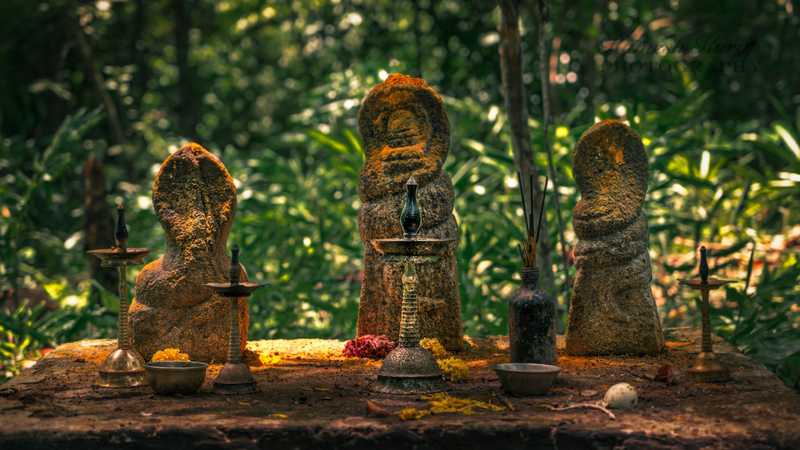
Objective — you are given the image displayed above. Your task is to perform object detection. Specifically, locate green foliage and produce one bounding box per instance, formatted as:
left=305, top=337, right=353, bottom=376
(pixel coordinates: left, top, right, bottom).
left=228, top=127, right=364, bottom=339
left=0, top=280, right=117, bottom=379
left=0, top=1, right=798, bottom=390
left=0, top=109, right=103, bottom=298
left=713, top=257, right=800, bottom=389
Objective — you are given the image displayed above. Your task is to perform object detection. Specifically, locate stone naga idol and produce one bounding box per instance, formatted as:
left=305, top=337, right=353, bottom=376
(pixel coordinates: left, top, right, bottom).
left=357, top=73, right=462, bottom=351
left=565, top=120, right=664, bottom=355
left=131, top=143, right=248, bottom=362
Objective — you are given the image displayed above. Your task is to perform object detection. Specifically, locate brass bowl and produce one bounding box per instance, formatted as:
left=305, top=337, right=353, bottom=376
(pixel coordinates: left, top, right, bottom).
left=492, top=363, right=560, bottom=396
left=145, top=361, right=208, bottom=395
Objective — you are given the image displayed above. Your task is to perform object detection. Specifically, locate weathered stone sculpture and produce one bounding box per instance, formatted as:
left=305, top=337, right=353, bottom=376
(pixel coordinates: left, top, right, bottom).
left=565, top=120, right=664, bottom=355
left=131, top=143, right=248, bottom=362
left=357, top=73, right=462, bottom=351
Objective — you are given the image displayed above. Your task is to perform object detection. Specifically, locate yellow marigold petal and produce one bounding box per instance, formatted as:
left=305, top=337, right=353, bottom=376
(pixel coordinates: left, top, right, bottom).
left=437, top=357, right=469, bottom=382
left=398, top=407, right=430, bottom=421
left=421, top=393, right=504, bottom=416
left=151, top=348, right=190, bottom=362
left=420, top=338, right=448, bottom=359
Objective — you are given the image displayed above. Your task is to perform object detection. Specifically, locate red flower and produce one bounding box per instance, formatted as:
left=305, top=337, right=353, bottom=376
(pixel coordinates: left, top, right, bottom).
left=343, top=335, right=396, bottom=359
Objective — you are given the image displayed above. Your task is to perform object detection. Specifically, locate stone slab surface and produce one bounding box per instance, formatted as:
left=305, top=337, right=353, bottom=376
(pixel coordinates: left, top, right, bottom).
left=0, top=329, right=798, bottom=450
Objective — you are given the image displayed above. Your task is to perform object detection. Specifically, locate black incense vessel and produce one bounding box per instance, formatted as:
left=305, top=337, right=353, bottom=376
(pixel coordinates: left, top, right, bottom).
left=508, top=174, right=556, bottom=365
left=508, top=267, right=557, bottom=364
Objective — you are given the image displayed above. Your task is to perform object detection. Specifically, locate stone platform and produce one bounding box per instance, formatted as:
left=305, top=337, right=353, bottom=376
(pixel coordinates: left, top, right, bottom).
left=0, top=329, right=798, bottom=449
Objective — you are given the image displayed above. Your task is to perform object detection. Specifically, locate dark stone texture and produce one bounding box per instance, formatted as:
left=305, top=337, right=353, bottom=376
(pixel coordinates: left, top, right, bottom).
left=131, top=143, right=248, bottom=363
left=356, top=74, right=462, bottom=351
left=1, top=331, right=799, bottom=450
left=566, top=120, right=663, bottom=355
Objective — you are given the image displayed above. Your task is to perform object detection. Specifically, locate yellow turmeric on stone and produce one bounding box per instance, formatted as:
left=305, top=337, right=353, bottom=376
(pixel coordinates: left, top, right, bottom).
left=259, top=353, right=282, bottom=365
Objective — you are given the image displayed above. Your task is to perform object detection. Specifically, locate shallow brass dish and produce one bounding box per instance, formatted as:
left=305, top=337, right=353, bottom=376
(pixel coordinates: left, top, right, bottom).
left=145, top=361, right=208, bottom=395
left=492, top=363, right=560, bottom=396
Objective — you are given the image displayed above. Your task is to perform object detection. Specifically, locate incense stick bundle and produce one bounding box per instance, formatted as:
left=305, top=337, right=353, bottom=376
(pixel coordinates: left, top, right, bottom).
left=516, top=172, right=548, bottom=268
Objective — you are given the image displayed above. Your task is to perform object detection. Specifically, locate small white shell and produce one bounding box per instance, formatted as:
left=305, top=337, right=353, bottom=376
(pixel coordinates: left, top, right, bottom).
left=602, top=382, right=638, bottom=409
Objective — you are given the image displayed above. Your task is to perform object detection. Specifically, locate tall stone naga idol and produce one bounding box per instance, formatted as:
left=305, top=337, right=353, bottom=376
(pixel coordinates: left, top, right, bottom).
left=357, top=74, right=462, bottom=351
left=131, top=143, right=248, bottom=362
left=565, top=120, right=664, bottom=355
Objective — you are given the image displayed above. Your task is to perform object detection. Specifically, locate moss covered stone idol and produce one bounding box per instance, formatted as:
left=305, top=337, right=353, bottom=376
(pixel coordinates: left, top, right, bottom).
left=131, top=143, right=249, bottom=362
left=356, top=74, right=462, bottom=351
left=565, top=120, right=663, bottom=355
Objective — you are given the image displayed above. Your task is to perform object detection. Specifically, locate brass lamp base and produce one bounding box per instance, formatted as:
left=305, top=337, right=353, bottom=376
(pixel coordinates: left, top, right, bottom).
left=213, top=362, right=258, bottom=395
left=370, top=346, right=446, bottom=395
left=688, top=352, right=731, bottom=383
left=96, top=348, right=147, bottom=388
left=371, top=375, right=447, bottom=395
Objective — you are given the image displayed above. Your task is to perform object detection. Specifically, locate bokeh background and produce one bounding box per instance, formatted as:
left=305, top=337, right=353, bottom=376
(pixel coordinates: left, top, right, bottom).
left=0, top=0, right=798, bottom=388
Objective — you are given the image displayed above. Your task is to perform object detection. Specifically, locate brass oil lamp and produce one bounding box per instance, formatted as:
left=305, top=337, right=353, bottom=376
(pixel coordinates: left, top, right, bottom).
left=87, top=204, right=149, bottom=388
left=679, top=246, right=734, bottom=382
left=204, top=245, right=264, bottom=394
left=370, top=177, right=453, bottom=394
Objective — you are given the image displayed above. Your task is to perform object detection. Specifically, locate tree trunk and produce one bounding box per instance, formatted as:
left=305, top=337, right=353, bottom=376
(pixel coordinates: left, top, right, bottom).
left=74, top=15, right=125, bottom=146
left=131, top=0, right=150, bottom=115
left=83, top=156, right=118, bottom=304
left=74, top=8, right=123, bottom=304
left=173, top=0, right=196, bottom=138
left=412, top=0, right=423, bottom=77
left=498, top=0, right=555, bottom=297
left=534, top=0, right=570, bottom=285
